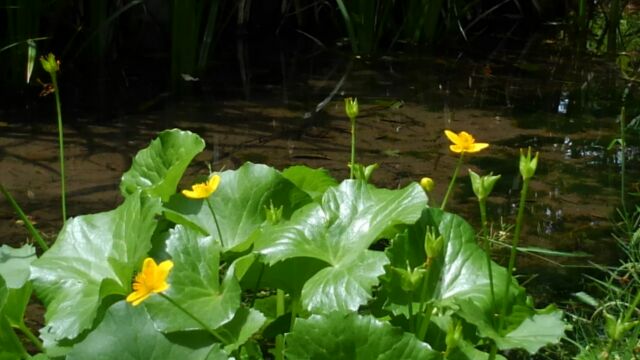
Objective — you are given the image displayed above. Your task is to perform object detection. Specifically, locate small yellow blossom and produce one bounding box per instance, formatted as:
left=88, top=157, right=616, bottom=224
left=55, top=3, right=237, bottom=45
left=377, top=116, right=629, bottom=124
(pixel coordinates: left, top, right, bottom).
left=126, top=258, right=173, bottom=306
left=444, top=130, right=489, bottom=154
left=420, top=177, right=435, bottom=192
left=182, top=175, right=220, bottom=199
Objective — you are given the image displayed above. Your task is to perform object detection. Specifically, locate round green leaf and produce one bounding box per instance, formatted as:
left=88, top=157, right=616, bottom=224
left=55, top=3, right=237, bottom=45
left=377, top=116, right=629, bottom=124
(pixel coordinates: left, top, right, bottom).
left=30, top=192, right=161, bottom=341
left=281, top=165, right=338, bottom=201
left=285, top=312, right=440, bottom=360
left=67, top=301, right=223, bottom=360
left=120, top=129, right=205, bottom=201
left=144, top=225, right=241, bottom=332
left=256, top=180, right=426, bottom=313
left=0, top=244, right=36, bottom=289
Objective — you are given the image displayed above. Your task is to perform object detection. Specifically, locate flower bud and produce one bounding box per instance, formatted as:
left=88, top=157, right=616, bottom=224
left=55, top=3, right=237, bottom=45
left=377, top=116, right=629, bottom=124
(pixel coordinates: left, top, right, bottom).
left=424, top=227, right=444, bottom=262
left=469, top=170, right=501, bottom=201
left=420, top=177, right=435, bottom=192
left=519, top=147, right=539, bottom=180
left=445, top=320, right=463, bottom=352
left=264, top=201, right=283, bottom=225
left=40, top=53, right=59, bottom=74
left=344, top=97, right=359, bottom=120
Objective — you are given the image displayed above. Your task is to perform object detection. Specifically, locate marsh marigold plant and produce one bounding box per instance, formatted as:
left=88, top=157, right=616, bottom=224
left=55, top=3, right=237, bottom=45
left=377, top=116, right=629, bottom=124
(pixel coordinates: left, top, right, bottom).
left=126, top=257, right=174, bottom=306
left=444, top=130, right=489, bottom=154
left=182, top=175, right=221, bottom=199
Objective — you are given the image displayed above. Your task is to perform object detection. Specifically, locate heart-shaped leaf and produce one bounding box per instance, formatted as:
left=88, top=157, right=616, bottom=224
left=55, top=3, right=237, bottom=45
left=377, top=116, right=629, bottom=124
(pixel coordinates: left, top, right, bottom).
left=256, top=180, right=426, bottom=313
left=144, top=225, right=241, bottom=332
left=165, top=162, right=311, bottom=251
left=120, top=129, right=205, bottom=201
left=30, top=192, right=161, bottom=341
left=66, top=301, right=225, bottom=360
left=285, top=312, right=440, bottom=359
left=281, top=165, right=337, bottom=201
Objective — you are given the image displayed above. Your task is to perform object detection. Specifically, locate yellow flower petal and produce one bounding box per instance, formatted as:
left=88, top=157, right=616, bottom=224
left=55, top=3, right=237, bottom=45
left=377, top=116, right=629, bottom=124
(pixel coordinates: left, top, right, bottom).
left=468, top=143, right=489, bottom=153
left=182, top=175, right=221, bottom=199
left=444, top=130, right=460, bottom=144
left=126, top=257, right=174, bottom=306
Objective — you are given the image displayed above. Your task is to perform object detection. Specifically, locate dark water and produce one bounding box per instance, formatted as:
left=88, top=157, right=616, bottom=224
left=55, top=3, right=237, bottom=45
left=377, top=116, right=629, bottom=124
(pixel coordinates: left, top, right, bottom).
left=1, top=29, right=638, bottom=301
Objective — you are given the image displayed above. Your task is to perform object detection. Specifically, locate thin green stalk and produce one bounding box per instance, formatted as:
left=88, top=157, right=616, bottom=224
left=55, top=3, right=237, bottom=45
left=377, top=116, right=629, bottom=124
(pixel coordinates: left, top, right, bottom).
left=17, top=322, right=44, bottom=352
left=479, top=199, right=496, bottom=314
left=479, top=199, right=497, bottom=360
left=206, top=198, right=225, bottom=248
left=350, top=118, right=356, bottom=179
left=416, top=265, right=433, bottom=340
left=498, top=177, right=531, bottom=330
left=159, top=293, right=228, bottom=344
left=619, top=103, right=627, bottom=217
left=275, top=289, right=285, bottom=360
left=50, top=71, right=66, bottom=223
left=441, top=154, right=464, bottom=211
left=0, top=184, right=48, bottom=251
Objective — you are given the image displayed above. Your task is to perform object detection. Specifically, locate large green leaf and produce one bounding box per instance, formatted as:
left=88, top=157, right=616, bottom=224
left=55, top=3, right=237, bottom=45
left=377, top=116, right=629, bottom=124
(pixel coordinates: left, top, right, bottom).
left=0, top=244, right=36, bottom=288
left=164, top=162, right=311, bottom=251
left=256, top=180, right=426, bottom=313
left=120, top=129, right=205, bottom=201
left=66, top=301, right=225, bottom=360
left=217, top=307, right=266, bottom=353
left=285, top=312, right=440, bottom=360
left=381, top=208, right=523, bottom=314
left=144, top=225, right=241, bottom=332
left=0, top=276, right=27, bottom=359
left=30, top=192, right=161, bottom=341
left=281, top=165, right=338, bottom=201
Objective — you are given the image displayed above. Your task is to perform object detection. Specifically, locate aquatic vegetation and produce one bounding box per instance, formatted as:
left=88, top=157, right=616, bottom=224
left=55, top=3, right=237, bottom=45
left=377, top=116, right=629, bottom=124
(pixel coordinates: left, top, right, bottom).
left=0, top=129, right=565, bottom=358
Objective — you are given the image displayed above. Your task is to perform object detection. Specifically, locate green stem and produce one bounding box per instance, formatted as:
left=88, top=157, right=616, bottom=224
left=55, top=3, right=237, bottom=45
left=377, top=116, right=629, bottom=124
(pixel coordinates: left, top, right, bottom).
left=17, top=322, right=44, bottom=353
left=479, top=199, right=496, bottom=317
left=441, top=153, right=464, bottom=211
left=350, top=117, right=356, bottom=179
left=50, top=72, right=66, bottom=223
left=0, top=184, right=48, bottom=251
left=159, top=293, right=228, bottom=344
left=275, top=289, right=285, bottom=360
left=498, top=176, right=530, bottom=331
left=206, top=198, right=225, bottom=248
left=619, top=97, right=627, bottom=218
left=480, top=199, right=498, bottom=360
left=416, top=264, right=433, bottom=340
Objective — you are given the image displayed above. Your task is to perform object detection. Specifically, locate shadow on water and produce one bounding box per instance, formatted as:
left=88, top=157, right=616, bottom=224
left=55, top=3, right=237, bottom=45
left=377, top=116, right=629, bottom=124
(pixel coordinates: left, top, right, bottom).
left=1, top=29, right=639, bottom=301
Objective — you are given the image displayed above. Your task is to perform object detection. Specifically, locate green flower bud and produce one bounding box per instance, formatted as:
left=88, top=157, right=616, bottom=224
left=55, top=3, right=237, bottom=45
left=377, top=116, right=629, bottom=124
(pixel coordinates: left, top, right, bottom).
left=350, top=163, right=379, bottom=183
left=469, top=170, right=501, bottom=201
left=40, top=53, right=59, bottom=74
left=445, top=320, right=463, bottom=353
left=264, top=200, right=283, bottom=225
left=344, top=97, right=359, bottom=120
left=424, top=227, right=444, bottom=262
left=420, top=177, right=435, bottom=192
left=519, top=147, right=539, bottom=180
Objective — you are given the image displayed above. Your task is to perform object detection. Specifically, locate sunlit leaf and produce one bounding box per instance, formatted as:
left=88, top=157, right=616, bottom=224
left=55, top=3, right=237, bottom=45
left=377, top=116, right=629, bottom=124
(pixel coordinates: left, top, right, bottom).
left=0, top=244, right=36, bottom=288
left=120, top=129, right=205, bottom=201
left=281, top=165, right=338, bottom=201
left=285, top=312, right=440, bottom=359
left=256, top=180, right=426, bottom=313
left=165, top=162, right=310, bottom=251
left=30, top=192, right=161, bottom=341
left=66, top=301, right=224, bottom=360
left=145, top=225, right=241, bottom=332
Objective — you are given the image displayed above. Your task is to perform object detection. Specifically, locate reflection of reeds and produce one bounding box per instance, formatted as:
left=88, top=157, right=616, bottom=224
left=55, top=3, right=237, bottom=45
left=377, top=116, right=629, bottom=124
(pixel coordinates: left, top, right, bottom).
left=335, top=0, right=393, bottom=54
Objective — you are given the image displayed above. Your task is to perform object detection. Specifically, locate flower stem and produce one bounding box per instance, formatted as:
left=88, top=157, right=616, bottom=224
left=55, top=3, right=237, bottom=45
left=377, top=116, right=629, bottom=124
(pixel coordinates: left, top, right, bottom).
left=479, top=199, right=496, bottom=316
left=159, top=293, right=228, bottom=344
left=275, top=289, right=285, bottom=360
left=498, top=176, right=530, bottom=331
left=350, top=118, right=356, bottom=179
left=441, top=153, right=464, bottom=211
left=206, top=198, right=225, bottom=248
left=416, top=265, right=433, bottom=340
left=17, top=322, right=44, bottom=353
left=50, top=72, right=67, bottom=223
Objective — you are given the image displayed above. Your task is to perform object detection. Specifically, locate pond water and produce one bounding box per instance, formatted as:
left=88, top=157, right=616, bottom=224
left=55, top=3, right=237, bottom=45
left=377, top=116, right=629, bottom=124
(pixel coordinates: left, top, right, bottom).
left=1, top=30, right=638, bottom=302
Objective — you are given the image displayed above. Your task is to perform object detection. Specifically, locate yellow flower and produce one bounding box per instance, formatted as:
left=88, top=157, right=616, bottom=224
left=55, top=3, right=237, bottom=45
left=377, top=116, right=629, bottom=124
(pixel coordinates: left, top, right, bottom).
left=182, top=175, right=220, bottom=199
left=444, top=130, right=489, bottom=154
left=126, top=258, right=173, bottom=306
left=420, top=177, right=435, bottom=192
